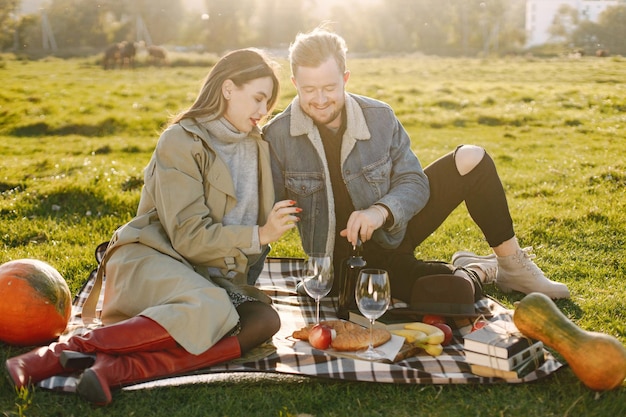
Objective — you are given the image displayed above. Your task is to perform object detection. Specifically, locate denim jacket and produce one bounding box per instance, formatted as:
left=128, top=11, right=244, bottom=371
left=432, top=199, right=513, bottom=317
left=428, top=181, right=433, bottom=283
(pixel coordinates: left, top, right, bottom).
left=263, top=93, right=429, bottom=255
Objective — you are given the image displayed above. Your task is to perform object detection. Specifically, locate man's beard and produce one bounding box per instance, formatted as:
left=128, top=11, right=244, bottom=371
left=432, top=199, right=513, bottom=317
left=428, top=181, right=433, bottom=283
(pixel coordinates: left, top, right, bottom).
left=307, top=106, right=342, bottom=127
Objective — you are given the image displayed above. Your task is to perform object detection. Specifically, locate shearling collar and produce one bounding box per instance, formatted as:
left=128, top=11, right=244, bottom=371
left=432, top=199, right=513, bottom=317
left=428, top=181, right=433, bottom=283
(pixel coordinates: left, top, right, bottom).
left=289, top=93, right=371, bottom=141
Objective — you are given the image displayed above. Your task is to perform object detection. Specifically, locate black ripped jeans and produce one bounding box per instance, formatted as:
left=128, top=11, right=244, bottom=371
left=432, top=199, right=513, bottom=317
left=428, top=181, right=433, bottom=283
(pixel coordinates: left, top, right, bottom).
left=363, top=147, right=515, bottom=300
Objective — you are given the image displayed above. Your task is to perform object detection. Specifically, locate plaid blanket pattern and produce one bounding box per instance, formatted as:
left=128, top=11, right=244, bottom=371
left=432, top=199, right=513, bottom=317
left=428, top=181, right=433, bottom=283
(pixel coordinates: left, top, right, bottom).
left=38, top=257, right=563, bottom=391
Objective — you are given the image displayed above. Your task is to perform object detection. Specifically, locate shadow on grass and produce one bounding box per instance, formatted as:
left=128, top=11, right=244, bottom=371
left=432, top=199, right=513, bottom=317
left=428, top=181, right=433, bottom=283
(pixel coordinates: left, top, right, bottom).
left=487, top=287, right=584, bottom=320
left=0, top=186, right=137, bottom=239
left=10, top=118, right=129, bottom=137
left=34, top=187, right=138, bottom=217
left=0, top=181, right=24, bottom=193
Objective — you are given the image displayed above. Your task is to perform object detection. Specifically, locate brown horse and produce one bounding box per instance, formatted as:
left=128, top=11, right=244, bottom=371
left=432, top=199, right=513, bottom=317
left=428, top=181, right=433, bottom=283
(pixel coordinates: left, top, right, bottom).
left=103, top=41, right=137, bottom=70
left=102, top=43, right=121, bottom=70
left=147, top=45, right=167, bottom=66
left=119, top=41, right=137, bottom=69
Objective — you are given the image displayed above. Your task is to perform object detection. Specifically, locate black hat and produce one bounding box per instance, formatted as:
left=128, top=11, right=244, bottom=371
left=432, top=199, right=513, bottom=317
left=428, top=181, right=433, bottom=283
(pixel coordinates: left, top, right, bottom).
left=407, top=274, right=482, bottom=317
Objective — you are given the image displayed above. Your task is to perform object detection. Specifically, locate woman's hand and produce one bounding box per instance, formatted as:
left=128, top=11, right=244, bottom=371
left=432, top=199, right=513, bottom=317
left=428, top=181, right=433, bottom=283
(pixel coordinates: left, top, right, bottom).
left=259, top=200, right=301, bottom=245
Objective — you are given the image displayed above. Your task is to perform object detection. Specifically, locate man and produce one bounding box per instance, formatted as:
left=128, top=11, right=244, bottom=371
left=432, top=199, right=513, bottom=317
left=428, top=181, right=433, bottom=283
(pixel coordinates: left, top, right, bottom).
left=263, top=27, right=569, bottom=300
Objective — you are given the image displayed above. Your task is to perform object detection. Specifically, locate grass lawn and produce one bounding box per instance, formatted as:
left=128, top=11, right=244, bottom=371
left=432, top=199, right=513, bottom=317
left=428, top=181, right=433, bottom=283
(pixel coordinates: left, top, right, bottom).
left=0, top=53, right=625, bottom=416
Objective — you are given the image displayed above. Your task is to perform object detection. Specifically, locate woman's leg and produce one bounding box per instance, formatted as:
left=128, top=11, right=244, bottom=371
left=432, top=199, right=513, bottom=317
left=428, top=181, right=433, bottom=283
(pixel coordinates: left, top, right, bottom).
left=235, top=301, right=280, bottom=353
left=74, top=301, right=280, bottom=405
left=5, top=315, right=178, bottom=389
left=101, top=244, right=240, bottom=355
left=76, top=336, right=242, bottom=405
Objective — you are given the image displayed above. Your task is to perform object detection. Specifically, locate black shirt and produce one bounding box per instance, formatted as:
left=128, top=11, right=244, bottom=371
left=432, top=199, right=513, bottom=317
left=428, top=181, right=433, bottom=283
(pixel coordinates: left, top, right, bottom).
left=316, top=112, right=355, bottom=291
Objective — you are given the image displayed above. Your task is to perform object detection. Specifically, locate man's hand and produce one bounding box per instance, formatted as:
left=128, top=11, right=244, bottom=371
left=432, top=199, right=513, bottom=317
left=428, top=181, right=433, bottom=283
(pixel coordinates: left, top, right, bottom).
left=340, top=205, right=388, bottom=246
left=259, top=200, right=301, bottom=245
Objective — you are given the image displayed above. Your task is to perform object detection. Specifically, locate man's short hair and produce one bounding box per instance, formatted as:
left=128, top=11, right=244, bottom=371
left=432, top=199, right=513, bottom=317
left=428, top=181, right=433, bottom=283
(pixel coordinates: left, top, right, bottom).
left=288, top=26, right=348, bottom=76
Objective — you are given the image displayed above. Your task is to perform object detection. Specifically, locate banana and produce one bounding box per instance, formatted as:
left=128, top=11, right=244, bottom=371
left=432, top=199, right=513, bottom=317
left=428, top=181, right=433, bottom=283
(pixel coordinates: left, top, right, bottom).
left=417, top=342, right=443, bottom=357
left=389, top=329, right=427, bottom=344
left=391, top=323, right=445, bottom=356
left=403, top=322, right=445, bottom=345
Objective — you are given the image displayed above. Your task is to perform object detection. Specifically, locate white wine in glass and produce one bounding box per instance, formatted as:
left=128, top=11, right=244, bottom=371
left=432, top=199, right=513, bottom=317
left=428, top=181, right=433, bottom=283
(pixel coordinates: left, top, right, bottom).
left=301, top=254, right=334, bottom=324
left=355, top=268, right=391, bottom=360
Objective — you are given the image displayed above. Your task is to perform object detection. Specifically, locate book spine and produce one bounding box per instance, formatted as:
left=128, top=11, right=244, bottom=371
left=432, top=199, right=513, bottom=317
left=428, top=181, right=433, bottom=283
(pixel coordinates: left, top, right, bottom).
left=348, top=311, right=387, bottom=329
left=485, top=339, right=529, bottom=358
left=463, top=335, right=533, bottom=358
left=465, top=342, right=544, bottom=371
left=507, top=342, right=544, bottom=368
left=469, top=349, right=546, bottom=378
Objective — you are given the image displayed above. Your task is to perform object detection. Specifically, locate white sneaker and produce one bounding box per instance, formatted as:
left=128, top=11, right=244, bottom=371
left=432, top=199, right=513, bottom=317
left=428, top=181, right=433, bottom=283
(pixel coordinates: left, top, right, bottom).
left=452, top=251, right=498, bottom=284
left=496, top=247, right=570, bottom=299
left=453, top=248, right=570, bottom=299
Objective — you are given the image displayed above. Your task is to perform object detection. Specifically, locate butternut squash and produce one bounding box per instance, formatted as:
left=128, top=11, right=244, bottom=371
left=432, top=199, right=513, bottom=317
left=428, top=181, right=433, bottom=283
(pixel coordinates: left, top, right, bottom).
left=513, top=292, right=626, bottom=391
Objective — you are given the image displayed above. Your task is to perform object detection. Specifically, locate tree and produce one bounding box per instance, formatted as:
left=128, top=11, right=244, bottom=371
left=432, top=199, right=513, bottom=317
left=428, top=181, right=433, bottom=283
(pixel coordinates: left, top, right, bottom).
left=571, top=20, right=602, bottom=54
left=383, top=0, right=455, bottom=52
left=548, top=4, right=579, bottom=44
left=597, top=5, right=626, bottom=55
left=202, top=0, right=255, bottom=52
left=469, top=0, right=509, bottom=55
left=253, top=0, right=305, bottom=48
left=412, top=0, right=456, bottom=55
left=380, top=0, right=525, bottom=56
left=4, top=0, right=537, bottom=58
left=0, top=0, right=19, bottom=50
left=43, top=0, right=108, bottom=49
left=127, top=0, right=185, bottom=45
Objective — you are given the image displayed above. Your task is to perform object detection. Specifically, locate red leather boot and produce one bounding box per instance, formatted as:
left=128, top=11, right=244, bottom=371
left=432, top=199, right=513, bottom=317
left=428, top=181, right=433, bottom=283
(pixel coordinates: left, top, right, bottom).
left=5, top=342, right=73, bottom=389
left=5, top=316, right=177, bottom=388
left=76, top=336, right=241, bottom=405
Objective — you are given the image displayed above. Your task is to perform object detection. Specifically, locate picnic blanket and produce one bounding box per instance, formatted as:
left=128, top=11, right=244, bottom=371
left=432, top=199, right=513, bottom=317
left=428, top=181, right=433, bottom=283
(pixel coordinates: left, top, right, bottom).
left=38, top=257, right=563, bottom=392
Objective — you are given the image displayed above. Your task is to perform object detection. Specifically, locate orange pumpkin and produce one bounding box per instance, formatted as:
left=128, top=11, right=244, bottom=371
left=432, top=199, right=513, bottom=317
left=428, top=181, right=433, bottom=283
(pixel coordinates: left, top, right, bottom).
left=0, top=259, right=72, bottom=346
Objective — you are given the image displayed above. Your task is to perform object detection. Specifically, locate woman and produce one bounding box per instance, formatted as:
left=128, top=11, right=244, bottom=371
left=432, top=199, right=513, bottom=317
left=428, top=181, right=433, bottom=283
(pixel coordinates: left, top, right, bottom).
left=6, top=48, right=298, bottom=405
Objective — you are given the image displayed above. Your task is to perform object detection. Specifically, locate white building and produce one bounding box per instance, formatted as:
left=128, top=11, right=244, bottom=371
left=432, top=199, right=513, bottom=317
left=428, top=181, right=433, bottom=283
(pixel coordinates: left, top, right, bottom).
left=525, top=0, right=623, bottom=47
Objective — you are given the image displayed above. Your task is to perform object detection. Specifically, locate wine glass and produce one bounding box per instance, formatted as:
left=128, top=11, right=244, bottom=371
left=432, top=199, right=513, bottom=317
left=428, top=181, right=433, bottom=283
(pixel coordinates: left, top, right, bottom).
left=355, top=268, right=391, bottom=360
left=301, top=253, right=334, bottom=324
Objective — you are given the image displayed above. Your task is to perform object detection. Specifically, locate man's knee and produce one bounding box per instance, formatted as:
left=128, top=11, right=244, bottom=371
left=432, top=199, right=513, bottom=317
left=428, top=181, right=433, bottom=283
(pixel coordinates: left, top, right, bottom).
left=454, top=144, right=485, bottom=176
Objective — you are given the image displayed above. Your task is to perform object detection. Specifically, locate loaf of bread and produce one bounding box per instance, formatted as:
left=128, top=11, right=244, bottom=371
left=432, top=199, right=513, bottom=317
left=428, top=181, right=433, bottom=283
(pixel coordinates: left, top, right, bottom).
left=292, top=320, right=391, bottom=351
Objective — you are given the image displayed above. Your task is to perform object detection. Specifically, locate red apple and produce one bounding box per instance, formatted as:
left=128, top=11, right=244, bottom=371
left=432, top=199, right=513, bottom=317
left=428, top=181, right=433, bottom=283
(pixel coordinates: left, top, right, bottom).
left=471, top=319, right=488, bottom=332
left=431, top=322, right=453, bottom=346
left=308, top=324, right=336, bottom=350
left=422, top=314, right=446, bottom=325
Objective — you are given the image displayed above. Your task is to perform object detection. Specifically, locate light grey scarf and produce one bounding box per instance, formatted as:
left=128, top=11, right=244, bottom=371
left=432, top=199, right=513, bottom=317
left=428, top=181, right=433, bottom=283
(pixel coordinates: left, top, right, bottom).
left=200, top=116, right=259, bottom=227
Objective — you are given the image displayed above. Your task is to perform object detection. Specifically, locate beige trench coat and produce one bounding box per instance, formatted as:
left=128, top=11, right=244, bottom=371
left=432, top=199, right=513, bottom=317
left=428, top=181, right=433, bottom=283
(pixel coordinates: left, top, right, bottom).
left=83, top=119, right=275, bottom=354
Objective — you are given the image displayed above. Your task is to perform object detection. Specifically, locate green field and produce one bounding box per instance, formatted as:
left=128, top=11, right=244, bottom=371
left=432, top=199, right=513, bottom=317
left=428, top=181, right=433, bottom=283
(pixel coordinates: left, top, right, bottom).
left=1, top=53, right=625, bottom=416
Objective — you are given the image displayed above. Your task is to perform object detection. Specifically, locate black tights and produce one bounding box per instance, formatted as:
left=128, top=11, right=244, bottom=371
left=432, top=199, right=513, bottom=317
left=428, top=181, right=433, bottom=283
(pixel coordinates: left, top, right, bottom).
left=364, top=147, right=515, bottom=299
left=236, top=301, right=280, bottom=353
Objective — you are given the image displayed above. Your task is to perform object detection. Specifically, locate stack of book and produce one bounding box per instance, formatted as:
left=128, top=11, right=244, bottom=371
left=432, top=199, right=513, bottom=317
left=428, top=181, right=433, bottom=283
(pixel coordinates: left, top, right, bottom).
left=463, top=319, right=545, bottom=379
